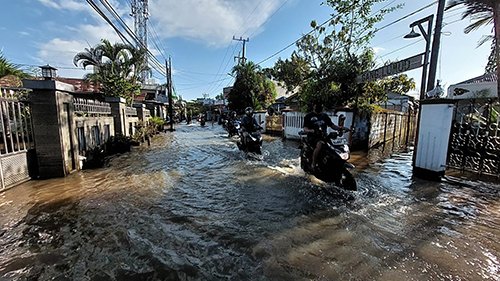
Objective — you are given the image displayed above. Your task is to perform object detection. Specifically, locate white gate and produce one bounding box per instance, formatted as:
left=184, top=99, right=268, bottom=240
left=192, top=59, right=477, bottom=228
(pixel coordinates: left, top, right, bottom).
left=0, top=88, right=33, bottom=191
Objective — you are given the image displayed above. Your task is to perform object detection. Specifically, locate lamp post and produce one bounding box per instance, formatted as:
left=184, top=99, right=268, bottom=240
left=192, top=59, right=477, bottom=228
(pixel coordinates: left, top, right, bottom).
left=39, top=64, right=57, bottom=80
left=404, top=15, right=434, bottom=100
left=404, top=15, right=434, bottom=168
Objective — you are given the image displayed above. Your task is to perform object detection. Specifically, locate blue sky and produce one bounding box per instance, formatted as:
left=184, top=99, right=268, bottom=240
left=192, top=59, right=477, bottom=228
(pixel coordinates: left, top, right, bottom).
left=0, top=0, right=492, bottom=101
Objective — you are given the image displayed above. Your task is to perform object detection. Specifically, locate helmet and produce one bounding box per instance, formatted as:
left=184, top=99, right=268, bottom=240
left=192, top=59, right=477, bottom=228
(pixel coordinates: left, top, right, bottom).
left=245, top=107, right=254, bottom=117
left=231, top=111, right=237, bottom=117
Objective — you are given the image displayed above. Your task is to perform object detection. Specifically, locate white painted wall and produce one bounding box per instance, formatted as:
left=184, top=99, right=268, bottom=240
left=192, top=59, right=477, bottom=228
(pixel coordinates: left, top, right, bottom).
left=415, top=103, right=454, bottom=172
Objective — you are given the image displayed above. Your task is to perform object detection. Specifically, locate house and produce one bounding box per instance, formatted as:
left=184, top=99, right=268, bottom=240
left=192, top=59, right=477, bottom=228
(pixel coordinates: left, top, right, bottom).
left=447, top=73, right=498, bottom=99
left=377, top=92, right=414, bottom=113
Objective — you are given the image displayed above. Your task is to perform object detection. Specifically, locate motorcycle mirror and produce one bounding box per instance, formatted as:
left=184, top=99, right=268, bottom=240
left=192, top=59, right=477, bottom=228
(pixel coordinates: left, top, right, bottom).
left=338, top=114, right=346, bottom=127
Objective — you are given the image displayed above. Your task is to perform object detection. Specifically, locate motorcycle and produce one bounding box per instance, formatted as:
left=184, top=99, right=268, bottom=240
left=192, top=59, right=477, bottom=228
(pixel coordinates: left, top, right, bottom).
left=224, top=119, right=241, bottom=137
left=237, top=123, right=264, bottom=155
left=199, top=116, right=206, bottom=127
left=299, top=128, right=357, bottom=191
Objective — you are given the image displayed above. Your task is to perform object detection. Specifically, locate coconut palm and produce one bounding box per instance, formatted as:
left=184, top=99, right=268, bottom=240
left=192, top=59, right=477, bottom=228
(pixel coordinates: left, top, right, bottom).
left=74, top=39, right=147, bottom=103
left=0, top=53, right=27, bottom=79
left=446, top=0, right=500, bottom=98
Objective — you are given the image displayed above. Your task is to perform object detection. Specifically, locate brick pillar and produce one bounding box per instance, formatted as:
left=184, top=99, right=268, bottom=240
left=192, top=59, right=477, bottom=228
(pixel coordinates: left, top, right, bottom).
left=105, top=97, right=127, bottom=136
left=24, top=79, right=78, bottom=178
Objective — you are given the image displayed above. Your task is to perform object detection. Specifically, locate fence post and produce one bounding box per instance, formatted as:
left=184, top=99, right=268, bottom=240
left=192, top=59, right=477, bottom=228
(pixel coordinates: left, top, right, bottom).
left=105, top=97, right=127, bottom=136
left=134, top=103, right=148, bottom=122
left=23, top=79, right=78, bottom=178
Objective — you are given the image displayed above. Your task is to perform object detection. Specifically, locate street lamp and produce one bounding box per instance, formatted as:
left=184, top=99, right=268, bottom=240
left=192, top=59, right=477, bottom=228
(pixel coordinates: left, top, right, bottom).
left=403, top=15, right=434, bottom=101
left=39, top=64, right=57, bottom=80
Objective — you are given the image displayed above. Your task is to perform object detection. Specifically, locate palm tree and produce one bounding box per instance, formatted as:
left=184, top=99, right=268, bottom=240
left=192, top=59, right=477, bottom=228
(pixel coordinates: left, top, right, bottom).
left=446, top=0, right=500, bottom=98
left=74, top=39, right=146, bottom=103
left=0, top=53, right=27, bottom=79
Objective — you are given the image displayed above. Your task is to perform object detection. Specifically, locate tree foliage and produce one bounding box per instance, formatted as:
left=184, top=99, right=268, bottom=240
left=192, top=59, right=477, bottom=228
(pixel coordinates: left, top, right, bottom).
left=269, top=0, right=409, bottom=112
left=228, top=61, right=277, bottom=113
left=0, top=53, right=28, bottom=79
left=74, top=39, right=149, bottom=104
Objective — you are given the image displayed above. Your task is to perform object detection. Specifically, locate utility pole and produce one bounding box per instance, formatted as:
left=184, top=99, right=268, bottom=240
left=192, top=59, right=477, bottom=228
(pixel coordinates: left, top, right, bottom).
left=233, top=36, right=249, bottom=65
left=166, top=57, right=174, bottom=131
left=427, top=0, right=445, bottom=92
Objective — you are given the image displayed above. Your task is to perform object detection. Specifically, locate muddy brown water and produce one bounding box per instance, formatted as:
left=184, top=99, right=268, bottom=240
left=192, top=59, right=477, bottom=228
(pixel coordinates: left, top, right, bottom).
left=0, top=124, right=499, bottom=280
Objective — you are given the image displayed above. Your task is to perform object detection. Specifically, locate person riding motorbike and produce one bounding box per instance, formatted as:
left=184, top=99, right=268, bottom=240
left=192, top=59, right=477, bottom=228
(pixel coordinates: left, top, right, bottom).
left=240, top=107, right=261, bottom=147
left=303, top=103, right=346, bottom=172
left=225, top=111, right=240, bottom=137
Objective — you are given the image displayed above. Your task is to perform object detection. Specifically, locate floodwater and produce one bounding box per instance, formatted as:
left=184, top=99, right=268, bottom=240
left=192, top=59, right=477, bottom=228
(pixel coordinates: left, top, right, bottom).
left=0, top=124, right=499, bottom=281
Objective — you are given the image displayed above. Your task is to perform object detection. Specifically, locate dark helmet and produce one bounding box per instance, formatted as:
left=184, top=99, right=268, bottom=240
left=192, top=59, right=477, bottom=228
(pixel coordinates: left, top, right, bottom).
left=231, top=111, right=237, bottom=117
left=245, top=107, right=254, bottom=117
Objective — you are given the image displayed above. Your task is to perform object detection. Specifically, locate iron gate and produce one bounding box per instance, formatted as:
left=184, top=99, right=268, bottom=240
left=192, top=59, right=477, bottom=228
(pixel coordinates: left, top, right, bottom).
left=0, top=87, right=34, bottom=191
left=447, top=98, right=500, bottom=177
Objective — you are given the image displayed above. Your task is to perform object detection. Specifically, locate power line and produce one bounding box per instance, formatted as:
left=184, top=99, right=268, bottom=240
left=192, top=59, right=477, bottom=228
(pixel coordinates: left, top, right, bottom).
left=92, top=0, right=166, bottom=75
left=248, top=0, right=290, bottom=38
left=256, top=1, right=438, bottom=66
left=375, top=1, right=437, bottom=32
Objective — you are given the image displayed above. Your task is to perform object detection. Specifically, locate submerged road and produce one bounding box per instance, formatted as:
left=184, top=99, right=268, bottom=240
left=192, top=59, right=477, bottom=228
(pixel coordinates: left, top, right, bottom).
left=0, top=124, right=499, bottom=280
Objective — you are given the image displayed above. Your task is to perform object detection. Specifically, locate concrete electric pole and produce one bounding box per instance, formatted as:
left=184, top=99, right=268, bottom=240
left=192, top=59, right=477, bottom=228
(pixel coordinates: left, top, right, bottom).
left=427, top=0, right=446, bottom=92
left=233, top=36, right=249, bottom=65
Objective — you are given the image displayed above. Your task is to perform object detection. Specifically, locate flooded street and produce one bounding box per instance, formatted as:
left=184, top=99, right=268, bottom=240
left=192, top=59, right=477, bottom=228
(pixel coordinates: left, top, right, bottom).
left=0, top=124, right=499, bottom=281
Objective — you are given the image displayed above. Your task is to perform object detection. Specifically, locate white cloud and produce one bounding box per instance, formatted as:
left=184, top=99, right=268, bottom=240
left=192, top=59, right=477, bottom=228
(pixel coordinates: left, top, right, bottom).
left=149, top=0, right=283, bottom=47
left=38, top=0, right=88, bottom=12
left=37, top=21, right=123, bottom=78
left=372, top=47, right=385, bottom=54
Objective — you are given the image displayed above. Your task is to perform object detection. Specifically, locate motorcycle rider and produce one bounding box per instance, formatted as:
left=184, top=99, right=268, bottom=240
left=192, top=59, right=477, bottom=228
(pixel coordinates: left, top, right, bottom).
left=303, top=102, right=345, bottom=172
left=240, top=107, right=260, bottom=147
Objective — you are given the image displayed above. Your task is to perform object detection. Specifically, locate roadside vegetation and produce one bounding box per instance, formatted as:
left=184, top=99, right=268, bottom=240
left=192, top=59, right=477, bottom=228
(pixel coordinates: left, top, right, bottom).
left=73, top=39, right=149, bottom=105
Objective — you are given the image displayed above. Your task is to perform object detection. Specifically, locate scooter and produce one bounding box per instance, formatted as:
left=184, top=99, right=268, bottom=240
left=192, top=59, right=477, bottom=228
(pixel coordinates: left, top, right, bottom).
left=299, top=129, right=357, bottom=191
left=225, top=119, right=241, bottom=137
left=237, top=124, right=263, bottom=155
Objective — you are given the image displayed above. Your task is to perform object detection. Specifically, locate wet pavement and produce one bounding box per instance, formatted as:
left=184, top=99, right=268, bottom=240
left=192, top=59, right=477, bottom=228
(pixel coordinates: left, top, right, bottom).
left=0, top=123, right=499, bottom=280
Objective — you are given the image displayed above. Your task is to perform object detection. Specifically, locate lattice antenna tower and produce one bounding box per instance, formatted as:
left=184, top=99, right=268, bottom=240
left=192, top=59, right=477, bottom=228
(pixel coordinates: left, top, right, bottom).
left=130, top=0, right=149, bottom=82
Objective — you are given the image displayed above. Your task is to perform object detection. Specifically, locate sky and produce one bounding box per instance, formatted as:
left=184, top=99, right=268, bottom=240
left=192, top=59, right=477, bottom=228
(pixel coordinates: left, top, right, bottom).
left=0, top=0, right=493, bottom=101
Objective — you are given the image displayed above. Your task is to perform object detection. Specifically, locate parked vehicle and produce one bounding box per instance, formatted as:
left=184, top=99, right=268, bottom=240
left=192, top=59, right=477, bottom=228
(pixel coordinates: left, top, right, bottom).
left=299, top=129, right=357, bottom=191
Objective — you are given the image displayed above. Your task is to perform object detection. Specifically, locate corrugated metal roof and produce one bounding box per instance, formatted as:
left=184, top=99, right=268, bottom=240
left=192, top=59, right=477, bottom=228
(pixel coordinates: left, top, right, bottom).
left=457, top=73, right=497, bottom=84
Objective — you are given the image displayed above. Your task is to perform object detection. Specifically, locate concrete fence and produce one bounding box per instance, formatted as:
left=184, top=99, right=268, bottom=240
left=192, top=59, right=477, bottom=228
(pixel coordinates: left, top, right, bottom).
left=22, top=79, right=151, bottom=179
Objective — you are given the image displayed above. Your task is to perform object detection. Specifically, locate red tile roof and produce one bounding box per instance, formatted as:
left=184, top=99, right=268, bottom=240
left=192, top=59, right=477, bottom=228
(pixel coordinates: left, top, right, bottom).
left=56, top=77, right=102, bottom=93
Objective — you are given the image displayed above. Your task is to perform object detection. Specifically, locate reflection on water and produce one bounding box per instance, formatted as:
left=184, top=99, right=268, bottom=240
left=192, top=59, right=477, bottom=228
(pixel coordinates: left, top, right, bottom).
left=0, top=124, right=498, bottom=280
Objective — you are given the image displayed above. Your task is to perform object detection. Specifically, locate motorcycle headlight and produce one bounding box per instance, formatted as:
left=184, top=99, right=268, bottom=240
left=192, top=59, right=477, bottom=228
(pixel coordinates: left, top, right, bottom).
left=339, top=152, right=349, bottom=160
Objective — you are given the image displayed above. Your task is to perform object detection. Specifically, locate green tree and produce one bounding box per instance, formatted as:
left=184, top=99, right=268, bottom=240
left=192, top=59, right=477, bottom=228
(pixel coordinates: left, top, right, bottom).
left=0, top=53, right=27, bottom=79
left=271, top=0, right=401, bottom=111
left=446, top=0, right=500, bottom=98
left=74, top=39, right=148, bottom=104
left=271, top=52, right=311, bottom=93
left=228, top=61, right=277, bottom=113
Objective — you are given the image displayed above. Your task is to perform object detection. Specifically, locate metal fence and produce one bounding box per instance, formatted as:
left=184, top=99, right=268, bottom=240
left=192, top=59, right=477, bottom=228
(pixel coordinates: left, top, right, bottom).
left=73, top=98, right=111, bottom=115
left=447, top=98, right=500, bottom=177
